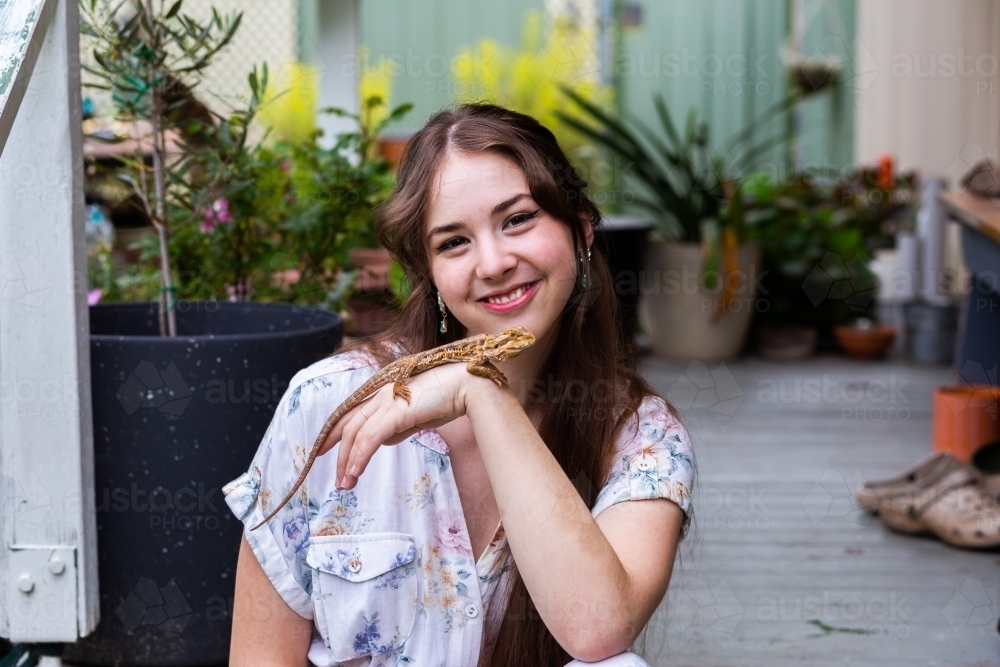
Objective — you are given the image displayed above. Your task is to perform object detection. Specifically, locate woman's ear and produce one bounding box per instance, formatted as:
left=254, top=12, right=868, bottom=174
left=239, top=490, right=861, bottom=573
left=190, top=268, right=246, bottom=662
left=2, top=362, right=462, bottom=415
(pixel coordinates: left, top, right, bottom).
left=580, top=213, right=595, bottom=250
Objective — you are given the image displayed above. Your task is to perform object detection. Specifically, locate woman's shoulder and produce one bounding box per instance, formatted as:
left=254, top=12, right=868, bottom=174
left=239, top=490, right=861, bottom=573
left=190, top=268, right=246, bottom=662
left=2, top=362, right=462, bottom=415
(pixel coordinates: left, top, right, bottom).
left=612, top=393, right=687, bottom=450
left=592, top=392, right=695, bottom=517
left=282, top=347, right=386, bottom=418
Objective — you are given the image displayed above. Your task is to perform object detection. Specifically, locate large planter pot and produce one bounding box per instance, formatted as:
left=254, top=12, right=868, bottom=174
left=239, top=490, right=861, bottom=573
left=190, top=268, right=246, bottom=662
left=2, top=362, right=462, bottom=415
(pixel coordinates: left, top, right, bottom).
left=638, top=240, right=760, bottom=361
left=63, top=302, right=342, bottom=667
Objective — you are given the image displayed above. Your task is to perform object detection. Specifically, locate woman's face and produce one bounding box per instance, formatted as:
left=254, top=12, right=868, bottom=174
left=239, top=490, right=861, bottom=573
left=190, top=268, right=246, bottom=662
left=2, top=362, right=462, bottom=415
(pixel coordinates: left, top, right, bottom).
left=424, top=150, right=592, bottom=347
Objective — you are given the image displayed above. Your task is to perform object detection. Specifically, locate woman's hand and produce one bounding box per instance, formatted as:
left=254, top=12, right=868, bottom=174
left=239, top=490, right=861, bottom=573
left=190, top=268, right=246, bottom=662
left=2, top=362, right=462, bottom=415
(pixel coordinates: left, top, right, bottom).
left=318, top=363, right=498, bottom=489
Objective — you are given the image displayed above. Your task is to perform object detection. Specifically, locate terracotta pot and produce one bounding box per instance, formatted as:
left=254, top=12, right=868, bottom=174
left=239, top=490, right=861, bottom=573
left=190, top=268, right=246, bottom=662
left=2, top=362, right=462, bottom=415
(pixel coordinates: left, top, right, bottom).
left=757, top=325, right=818, bottom=361
left=833, top=323, right=896, bottom=359
left=349, top=247, right=393, bottom=292
left=933, top=385, right=1000, bottom=463
left=378, top=136, right=411, bottom=171
left=637, top=241, right=760, bottom=361
left=348, top=298, right=400, bottom=335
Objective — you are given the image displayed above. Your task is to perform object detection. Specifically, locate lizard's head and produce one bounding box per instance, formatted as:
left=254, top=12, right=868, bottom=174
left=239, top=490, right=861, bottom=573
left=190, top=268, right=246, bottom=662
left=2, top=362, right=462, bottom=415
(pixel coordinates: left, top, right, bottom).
left=487, top=326, right=536, bottom=360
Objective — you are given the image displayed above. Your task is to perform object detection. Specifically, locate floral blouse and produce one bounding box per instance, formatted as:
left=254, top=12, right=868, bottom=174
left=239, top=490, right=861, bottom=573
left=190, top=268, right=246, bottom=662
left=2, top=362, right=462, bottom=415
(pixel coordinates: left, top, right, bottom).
left=223, top=350, right=695, bottom=667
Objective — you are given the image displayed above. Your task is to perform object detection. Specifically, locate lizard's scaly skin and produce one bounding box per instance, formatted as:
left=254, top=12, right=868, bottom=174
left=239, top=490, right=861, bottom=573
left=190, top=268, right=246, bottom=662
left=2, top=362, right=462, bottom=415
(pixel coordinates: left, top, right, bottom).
left=250, top=326, right=535, bottom=530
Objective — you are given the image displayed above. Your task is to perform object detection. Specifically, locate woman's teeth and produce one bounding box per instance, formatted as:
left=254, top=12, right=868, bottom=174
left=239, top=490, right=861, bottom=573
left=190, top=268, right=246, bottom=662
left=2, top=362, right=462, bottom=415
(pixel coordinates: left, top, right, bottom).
left=486, top=283, right=531, bottom=304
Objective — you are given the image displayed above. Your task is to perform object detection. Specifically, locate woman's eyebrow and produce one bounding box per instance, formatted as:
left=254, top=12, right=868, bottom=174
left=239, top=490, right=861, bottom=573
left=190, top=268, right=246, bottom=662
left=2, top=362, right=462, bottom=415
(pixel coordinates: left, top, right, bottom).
left=490, top=192, right=531, bottom=216
left=426, top=193, right=533, bottom=242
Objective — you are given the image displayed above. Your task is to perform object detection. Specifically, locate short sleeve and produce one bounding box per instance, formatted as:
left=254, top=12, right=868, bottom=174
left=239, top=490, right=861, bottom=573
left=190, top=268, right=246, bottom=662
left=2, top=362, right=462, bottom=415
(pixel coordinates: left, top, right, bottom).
left=591, top=395, right=695, bottom=518
left=223, top=368, right=315, bottom=620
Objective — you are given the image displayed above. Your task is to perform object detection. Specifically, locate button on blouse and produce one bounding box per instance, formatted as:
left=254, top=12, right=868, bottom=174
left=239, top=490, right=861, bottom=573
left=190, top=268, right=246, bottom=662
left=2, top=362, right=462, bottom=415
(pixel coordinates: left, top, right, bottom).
left=224, top=350, right=695, bottom=667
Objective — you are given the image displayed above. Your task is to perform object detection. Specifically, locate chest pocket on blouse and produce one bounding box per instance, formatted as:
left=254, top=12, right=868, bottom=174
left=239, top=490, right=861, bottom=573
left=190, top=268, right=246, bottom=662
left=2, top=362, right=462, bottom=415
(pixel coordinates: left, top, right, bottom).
left=307, top=532, right=418, bottom=662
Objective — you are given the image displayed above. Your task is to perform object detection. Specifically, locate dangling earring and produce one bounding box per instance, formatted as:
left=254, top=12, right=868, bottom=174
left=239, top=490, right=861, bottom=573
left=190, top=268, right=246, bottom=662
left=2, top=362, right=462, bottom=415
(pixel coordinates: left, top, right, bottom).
left=578, top=246, right=592, bottom=289
left=437, top=290, right=448, bottom=334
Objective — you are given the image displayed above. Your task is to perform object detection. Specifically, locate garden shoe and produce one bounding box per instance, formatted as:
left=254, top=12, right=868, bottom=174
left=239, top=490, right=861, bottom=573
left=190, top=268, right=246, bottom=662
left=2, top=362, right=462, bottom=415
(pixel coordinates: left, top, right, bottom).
left=855, top=452, right=965, bottom=521
left=971, top=439, right=1000, bottom=500
left=878, top=467, right=1000, bottom=548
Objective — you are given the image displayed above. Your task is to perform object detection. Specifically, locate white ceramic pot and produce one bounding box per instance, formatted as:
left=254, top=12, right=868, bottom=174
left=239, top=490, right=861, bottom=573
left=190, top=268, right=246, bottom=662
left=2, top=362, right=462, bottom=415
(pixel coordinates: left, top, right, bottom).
left=638, top=240, right=761, bottom=361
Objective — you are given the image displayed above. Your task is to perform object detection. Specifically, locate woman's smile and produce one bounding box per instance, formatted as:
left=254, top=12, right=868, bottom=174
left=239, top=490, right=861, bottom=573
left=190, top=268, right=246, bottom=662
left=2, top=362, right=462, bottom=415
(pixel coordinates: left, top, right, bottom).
left=478, top=280, right=540, bottom=312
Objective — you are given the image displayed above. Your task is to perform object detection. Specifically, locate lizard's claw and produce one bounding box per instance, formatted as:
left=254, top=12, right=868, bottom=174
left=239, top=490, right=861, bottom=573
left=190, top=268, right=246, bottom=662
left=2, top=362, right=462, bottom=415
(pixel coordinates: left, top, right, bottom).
left=466, top=359, right=508, bottom=388
left=393, top=380, right=411, bottom=402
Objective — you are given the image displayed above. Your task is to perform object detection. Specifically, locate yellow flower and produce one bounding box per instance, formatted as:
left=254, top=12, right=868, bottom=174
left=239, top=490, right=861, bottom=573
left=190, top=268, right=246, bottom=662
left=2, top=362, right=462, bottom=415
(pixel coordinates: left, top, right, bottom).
left=440, top=591, right=457, bottom=611
left=439, top=568, right=456, bottom=589
left=259, top=63, right=318, bottom=145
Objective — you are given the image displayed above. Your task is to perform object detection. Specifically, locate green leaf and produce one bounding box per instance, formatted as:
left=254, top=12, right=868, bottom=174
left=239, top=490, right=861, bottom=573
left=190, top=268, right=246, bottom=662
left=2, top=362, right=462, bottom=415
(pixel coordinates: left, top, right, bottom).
left=388, top=260, right=411, bottom=305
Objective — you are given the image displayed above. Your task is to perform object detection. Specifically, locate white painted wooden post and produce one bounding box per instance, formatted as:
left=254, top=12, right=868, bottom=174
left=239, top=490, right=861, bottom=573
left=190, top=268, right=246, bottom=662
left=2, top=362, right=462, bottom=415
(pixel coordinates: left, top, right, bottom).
left=0, top=0, right=100, bottom=643
left=316, top=0, right=360, bottom=147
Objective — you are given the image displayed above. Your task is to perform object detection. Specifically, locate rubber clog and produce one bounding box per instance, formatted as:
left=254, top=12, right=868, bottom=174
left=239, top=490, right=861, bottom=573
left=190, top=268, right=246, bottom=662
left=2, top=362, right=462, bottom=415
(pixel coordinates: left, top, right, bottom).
left=855, top=452, right=966, bottom=519
left=878, top=467, right=1000, bottom=548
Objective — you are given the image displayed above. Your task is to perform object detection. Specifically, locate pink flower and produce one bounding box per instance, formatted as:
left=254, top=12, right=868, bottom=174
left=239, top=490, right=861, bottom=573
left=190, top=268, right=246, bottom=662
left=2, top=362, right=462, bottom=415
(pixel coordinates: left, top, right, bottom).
left=199, top=198, right=233, bottom=232
left=87, top=288, right=103, bottom=305
left=434, top=508, right=472, bottom=556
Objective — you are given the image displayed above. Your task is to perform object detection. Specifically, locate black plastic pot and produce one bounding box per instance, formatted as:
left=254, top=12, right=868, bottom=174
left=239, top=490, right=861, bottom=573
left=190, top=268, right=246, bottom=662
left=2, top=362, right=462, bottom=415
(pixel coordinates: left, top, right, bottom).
left=595, top=216, right=653, bottom=344
left=63, top=302, right=342, bottom=667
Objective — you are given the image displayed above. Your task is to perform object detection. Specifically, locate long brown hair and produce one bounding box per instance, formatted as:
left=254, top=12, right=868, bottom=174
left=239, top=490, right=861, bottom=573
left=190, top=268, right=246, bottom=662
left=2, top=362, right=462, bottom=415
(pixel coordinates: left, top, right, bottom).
left=340, top=103, right=667, bottom=665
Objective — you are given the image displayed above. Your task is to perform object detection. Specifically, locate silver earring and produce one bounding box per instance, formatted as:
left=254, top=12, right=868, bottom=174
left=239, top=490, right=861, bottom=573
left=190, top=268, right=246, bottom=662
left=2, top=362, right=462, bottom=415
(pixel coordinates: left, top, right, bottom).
left=437, top=290, right=448, bottom=334
left=578, top=247, right=591, bottom=289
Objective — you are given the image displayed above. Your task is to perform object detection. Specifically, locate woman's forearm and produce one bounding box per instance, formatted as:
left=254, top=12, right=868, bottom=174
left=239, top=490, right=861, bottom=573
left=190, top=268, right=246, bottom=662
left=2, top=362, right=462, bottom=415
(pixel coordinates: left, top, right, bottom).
left=463, top=380, right=636, bottom=659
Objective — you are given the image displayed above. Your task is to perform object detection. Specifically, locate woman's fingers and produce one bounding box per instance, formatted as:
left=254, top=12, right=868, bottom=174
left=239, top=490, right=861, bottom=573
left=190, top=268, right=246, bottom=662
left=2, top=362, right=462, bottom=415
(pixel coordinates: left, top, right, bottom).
left=344, top=399, right=402, bottom=482
left=335, top=401, right=375, bottom=487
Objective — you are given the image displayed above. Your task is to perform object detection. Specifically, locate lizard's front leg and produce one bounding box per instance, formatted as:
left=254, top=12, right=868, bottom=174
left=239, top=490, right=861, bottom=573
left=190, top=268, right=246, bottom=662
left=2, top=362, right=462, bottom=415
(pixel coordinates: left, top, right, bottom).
left=466, top=354, right=508, bottom=388
left=392, top=358, right=419, bottom=402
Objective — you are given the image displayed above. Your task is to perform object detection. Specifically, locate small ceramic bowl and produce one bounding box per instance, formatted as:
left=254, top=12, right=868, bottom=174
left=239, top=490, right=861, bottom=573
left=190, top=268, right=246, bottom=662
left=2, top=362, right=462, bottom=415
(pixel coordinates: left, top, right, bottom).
left=833, top=322, right=896, bottom=359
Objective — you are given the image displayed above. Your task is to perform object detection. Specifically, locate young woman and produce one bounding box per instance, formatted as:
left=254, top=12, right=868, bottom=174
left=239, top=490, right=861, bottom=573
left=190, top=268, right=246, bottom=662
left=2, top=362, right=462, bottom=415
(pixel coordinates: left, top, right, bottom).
left=224, top=104, right=695, bottom=667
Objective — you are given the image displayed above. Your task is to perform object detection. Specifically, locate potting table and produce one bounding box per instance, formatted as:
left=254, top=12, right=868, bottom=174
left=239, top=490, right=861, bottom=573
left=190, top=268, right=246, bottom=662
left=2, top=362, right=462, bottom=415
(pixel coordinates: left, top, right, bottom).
left=938, top=190, right=1000, bottom=384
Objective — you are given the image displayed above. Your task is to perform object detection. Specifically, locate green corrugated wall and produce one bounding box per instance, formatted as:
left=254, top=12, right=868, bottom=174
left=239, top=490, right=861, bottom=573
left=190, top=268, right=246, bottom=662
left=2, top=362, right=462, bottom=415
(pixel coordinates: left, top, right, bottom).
left=618, top=0, right=855, bottom=178
left=315, top=0, right=855, bottom=175
left=356, top=0, right=546, bottom=130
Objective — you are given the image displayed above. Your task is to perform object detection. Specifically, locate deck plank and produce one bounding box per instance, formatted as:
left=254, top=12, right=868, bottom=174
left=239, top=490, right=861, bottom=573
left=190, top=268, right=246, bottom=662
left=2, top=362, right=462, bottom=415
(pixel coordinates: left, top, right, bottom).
left=637, top=356, right=1000, bottom=666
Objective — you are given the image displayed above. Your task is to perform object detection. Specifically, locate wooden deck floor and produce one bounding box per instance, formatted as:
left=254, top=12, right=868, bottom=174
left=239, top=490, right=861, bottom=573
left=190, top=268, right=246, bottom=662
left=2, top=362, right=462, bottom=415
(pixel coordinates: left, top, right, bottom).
left=635, top=356, right=1000, bottom=667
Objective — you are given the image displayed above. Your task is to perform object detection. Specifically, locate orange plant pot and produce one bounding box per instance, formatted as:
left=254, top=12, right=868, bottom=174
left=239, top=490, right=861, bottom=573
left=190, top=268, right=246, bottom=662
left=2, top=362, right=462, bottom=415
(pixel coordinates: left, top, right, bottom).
left=933, top=385, right=1000, bottom=463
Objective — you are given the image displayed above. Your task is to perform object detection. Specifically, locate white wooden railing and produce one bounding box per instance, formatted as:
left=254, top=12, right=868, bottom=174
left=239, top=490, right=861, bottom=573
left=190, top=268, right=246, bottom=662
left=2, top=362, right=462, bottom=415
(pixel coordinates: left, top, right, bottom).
left=0, top=0, right=99, bottom=643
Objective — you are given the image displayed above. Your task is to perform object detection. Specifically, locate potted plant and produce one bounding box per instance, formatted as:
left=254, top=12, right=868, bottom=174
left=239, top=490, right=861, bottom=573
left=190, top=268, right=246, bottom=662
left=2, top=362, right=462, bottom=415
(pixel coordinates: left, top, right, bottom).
left=67, top=1, right=413, bottom=662
left=740, top=166, right=916, bottom=359
left=557, top=89, right=797, bottom=361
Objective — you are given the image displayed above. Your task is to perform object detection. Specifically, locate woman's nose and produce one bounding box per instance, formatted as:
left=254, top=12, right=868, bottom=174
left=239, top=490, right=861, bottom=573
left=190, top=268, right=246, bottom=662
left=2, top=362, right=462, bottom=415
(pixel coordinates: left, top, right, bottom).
left=475, top=239, right=517, bottom=281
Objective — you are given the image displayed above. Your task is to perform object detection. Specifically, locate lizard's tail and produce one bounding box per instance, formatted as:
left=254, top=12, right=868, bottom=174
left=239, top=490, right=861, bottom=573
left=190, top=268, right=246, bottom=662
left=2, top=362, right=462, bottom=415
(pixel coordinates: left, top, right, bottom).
left=250, top=478, right=303, bottom=531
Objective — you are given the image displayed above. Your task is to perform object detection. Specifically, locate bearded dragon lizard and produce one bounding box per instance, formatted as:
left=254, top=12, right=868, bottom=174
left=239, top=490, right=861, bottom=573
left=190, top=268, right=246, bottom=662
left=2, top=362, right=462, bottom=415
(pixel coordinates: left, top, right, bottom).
left=251, top=326, right=536, bottom=530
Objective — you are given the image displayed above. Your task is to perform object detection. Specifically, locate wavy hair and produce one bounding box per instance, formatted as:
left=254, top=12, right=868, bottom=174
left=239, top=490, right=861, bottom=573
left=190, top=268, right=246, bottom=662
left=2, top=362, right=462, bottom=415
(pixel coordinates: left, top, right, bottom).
left=339, top=103, right=672, bottom=666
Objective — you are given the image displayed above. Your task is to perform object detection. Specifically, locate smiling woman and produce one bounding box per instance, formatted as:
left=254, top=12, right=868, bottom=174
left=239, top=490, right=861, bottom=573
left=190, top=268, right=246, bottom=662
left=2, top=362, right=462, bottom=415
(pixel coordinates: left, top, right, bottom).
left=225, top=104, right=695, bottom=667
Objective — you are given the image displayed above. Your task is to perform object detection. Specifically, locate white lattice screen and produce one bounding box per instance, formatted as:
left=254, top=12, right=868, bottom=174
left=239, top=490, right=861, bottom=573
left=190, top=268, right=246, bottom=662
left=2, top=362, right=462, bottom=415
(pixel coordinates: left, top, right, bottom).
left=82, top=0, right=300, bottom=118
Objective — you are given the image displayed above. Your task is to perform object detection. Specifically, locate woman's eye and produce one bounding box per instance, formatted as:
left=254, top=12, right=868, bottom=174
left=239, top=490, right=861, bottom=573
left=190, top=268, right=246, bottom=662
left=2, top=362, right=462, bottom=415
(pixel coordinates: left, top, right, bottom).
left=437, top=237, right=466, bottom=252
left=507, top=209, right=539, bottom=227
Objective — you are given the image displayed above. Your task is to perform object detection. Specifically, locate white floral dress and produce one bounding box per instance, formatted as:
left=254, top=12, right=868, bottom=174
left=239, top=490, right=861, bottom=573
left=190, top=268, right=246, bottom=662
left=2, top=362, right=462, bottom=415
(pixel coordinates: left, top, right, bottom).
left=223, top=350, right=695, bottom=667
